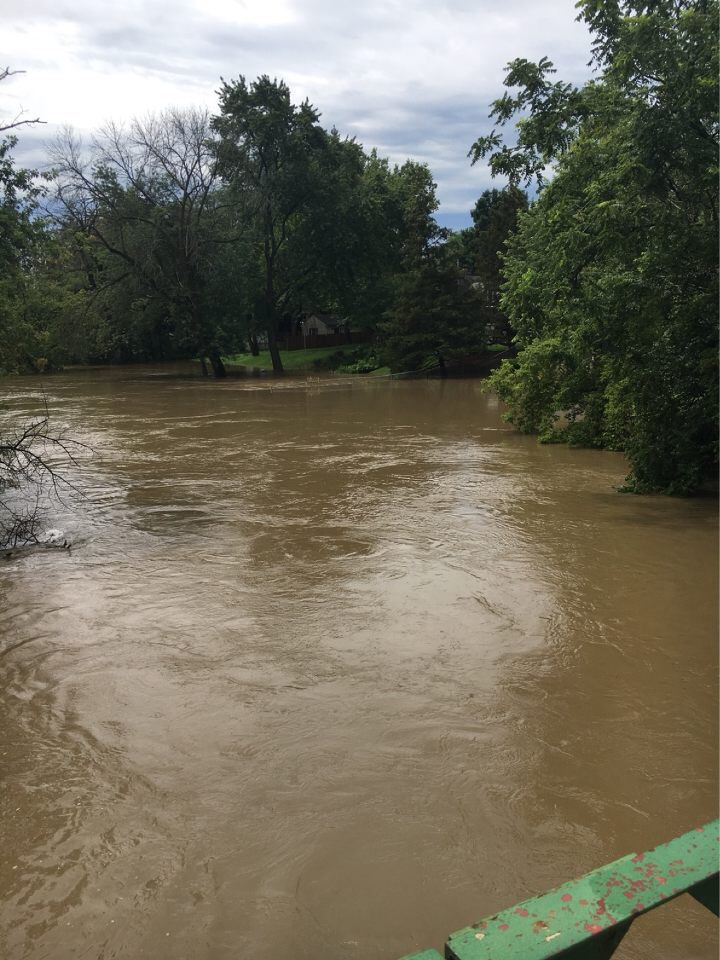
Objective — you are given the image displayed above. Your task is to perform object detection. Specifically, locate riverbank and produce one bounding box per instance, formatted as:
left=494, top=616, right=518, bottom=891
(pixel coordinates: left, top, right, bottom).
left=225, top=345, right=390, bottom=375
left=224, top=343, right=510, bottom=377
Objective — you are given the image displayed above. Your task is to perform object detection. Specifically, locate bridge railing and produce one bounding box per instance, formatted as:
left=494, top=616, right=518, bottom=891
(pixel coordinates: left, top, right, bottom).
left=398, top=820, right=719, bottom=960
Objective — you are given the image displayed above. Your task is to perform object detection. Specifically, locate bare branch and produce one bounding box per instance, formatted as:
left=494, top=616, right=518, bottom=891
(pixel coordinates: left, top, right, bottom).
left=0, top=399, right=91, bottom=549
left=0, top=66, right=45, bottom=134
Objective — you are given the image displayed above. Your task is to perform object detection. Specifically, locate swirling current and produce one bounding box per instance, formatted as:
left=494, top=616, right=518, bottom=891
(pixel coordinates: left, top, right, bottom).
left=0, top=368, right=717, bottom=959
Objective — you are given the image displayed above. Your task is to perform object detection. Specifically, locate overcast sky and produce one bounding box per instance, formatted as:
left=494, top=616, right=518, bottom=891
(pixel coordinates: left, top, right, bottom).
left=2, top=0, right=592, bottom=228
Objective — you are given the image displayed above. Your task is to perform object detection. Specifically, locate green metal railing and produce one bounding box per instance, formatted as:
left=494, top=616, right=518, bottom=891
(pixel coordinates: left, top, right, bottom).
left=399, top=820, right=719, bottom=960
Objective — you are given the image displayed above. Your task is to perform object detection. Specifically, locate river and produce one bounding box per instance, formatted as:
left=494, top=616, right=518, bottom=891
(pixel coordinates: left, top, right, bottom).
left=0, top=367, right=717, bottom=960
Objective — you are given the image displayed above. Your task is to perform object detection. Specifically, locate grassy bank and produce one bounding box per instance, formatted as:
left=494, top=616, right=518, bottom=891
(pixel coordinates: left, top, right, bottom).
left=224, top=343, right=508, bottom=376
left=225, top=346, right=389, bottom=376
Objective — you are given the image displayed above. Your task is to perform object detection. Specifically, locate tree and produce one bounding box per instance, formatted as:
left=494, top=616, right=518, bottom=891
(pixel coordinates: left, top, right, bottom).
left=0, top=409, right=85, bottom=549
left=392, top=159, right=445, bottom=265
left=448, top=187, right=529, bottom=347
left=470, top=187, right=527, bottom=314
left=472, top=0, right=718, bottom=494
left=50, top=109, right=234, bottom=375
left=319, top=151, right=445, bottom=336
left=0, top=67, right=43, bottom=134
left=0, top=68, right=84, bottom=548
left=0, top=135, right=44, bottom=373
left=211, top=76, right=332, bottom=373
left=211, top=77, right=431, bottom=371
left=381, top=246, right=487, bottom=374
left=0, top=67, right=48, bottom=374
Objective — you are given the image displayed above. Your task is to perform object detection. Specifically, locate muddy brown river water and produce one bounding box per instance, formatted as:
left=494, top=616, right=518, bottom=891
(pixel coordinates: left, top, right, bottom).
left=0, top=368, right=717, bottom=960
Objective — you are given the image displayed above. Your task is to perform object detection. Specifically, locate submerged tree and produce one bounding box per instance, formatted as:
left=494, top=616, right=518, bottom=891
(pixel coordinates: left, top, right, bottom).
left=472, top=0, right=718, bottom=493
left=0, top=409, right=87, bottom=549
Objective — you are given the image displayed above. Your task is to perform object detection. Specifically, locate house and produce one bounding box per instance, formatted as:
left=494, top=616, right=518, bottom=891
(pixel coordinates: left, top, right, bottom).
left=276, top=312, right=370, bottom=351
left=303, top=312, right=343, bottom=336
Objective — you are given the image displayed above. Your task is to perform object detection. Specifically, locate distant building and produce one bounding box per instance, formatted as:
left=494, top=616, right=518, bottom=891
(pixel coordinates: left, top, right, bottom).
left=277, top=312, right=369, bottom=351
left=303, top=313, right=343, bottom=336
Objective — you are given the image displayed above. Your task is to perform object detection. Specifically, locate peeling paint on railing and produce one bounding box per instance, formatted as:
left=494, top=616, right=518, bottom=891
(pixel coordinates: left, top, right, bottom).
left=398, top=820, right=719, bottom=960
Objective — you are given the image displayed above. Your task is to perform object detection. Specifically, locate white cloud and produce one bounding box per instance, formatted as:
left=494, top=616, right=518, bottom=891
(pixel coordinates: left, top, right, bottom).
left=194, top=0, right=298, bottom=27
left=2, top=0, right=593, bottom=222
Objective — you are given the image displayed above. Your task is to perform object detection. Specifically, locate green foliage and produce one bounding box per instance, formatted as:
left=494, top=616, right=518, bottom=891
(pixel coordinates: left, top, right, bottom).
left=333, top=346, right=383, bottom=374
left=478, top=0, right=718, bottom=494
left=49, top=110, right=241, bottom=371
left=322, top=152, right=444, bottom=331
left=381, top=248, right=487, bottom=373
left=211, top=77, right=336, bottom=371
left=470, top=187, right=528, bottom=296
left=0, top=135, right=47, bottom=373
left=0, top=71, right=448, bottom=380
left=443, top=188, right=527, bottom=353
left=226, top=345, right=365, bottom=372
left=211, top=79, right=445, bottom=373
left=469, top=57, right=586, bottom=187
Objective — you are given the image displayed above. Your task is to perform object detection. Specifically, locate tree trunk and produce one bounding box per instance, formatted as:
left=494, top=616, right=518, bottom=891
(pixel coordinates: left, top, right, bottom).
left=264, top=214, right=284, bottom=374
left=267, top=324, right=283, bottom=374
left=249, top=332, right=260, bottom=356
left=209, top=349, right=227, bottom=378
left=200, top=357, right=209, bottom=377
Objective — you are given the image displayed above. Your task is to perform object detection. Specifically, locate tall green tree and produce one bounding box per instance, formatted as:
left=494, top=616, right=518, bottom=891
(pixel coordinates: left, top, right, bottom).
left=381, top=247, right=486, bottom=373
left=211, top=79, right=445, bottom=370
left=211, top=76, right=332, bottom=373
left=470, top=187, right=527, bottom=342
left=472, top=0, right=718, bottom=493
left=330, top=152, right=444, bottom=331
left=446, top=187, right=528, bottom=346
left=378, top=163, right=495, bottom=373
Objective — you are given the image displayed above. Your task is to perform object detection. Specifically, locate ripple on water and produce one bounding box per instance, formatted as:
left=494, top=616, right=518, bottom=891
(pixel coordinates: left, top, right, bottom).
left=0, top=371, right=717, bottom=960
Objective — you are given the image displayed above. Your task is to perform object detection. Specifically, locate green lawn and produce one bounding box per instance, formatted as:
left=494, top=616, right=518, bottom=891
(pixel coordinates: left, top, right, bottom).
left=225, top=345, right=372, bottom=373
left=224, top=345, right=500, bottom=376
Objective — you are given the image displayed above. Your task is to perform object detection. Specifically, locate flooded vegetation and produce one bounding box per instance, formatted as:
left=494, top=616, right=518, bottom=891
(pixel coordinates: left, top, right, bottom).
left=0, top=370, right=717, bottom=959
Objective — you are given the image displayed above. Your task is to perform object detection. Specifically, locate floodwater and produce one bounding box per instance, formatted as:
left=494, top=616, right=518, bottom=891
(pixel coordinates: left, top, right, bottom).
left=0, top=367, right=717, bottom=960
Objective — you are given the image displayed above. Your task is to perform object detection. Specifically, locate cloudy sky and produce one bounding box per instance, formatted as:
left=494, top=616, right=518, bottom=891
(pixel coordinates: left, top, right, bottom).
left=2, top=0, right=592, bottom=227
